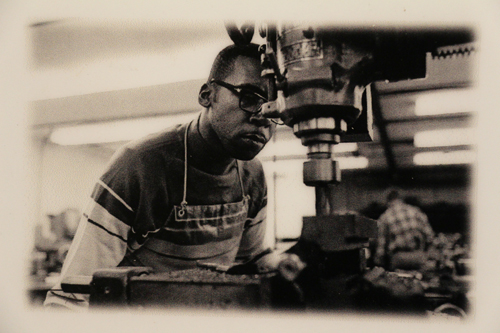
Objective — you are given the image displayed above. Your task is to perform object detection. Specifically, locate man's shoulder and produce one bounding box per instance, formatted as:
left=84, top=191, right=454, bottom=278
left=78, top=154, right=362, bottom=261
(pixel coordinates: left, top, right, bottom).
left=105, top=124, right=185, bottom=171
left=125, top=123, right=184, bottom=154
left=378, top=208, right=392, bottom=221
left=379, top=205, right=400, bottom=222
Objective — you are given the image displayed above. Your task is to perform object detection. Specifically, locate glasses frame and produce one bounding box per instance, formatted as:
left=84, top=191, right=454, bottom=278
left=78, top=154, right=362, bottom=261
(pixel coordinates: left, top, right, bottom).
left=210, top=79, right=268, bottom=114
left=209, top=79, right=283, bottom=125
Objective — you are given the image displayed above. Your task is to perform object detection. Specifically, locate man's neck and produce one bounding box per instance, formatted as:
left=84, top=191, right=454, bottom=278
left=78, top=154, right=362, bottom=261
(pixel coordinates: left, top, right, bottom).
left=186, top=111, right=235, bottom=175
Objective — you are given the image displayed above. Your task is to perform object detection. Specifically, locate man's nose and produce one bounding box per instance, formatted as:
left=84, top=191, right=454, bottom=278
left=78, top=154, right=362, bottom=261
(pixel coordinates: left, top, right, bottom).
left=249, top=109, right=272, bottom=126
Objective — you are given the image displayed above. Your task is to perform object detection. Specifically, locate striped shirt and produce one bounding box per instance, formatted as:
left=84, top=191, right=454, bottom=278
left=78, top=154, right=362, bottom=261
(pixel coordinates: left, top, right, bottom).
left=44, top=122, right=268, bottom=310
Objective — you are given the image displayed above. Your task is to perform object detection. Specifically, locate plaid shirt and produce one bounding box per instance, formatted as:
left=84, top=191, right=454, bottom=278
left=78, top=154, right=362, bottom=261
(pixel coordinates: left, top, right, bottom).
left=374, top=199, right=434, bottom=267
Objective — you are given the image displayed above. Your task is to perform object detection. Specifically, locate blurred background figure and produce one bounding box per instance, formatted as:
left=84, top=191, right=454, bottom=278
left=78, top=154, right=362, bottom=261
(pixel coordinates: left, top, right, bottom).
left=29, top=208, right=80, bottom=305
left=374, top=189, right=435, bottom=270
left=33, top=208, right=80, bottom=276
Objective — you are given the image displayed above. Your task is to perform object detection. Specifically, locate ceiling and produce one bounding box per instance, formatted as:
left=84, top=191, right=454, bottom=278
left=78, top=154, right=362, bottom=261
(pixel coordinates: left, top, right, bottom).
left=29, top=19, right=477, bottom=185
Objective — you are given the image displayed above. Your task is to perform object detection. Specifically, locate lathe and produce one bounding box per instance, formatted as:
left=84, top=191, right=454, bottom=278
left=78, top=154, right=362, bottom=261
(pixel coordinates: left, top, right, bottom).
left=62, top=22, right=474, bottom=315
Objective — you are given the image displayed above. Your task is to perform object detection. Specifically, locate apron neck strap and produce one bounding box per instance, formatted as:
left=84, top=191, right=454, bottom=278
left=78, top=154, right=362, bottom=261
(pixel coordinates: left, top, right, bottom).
left=180, top=122, right=190, bottom=212
left=235, top=160, right=248, bottom=201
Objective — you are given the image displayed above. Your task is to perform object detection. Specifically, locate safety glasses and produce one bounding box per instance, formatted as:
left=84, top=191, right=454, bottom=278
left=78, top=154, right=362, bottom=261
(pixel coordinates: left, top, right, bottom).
left=210, top=79, right=283, bottom=124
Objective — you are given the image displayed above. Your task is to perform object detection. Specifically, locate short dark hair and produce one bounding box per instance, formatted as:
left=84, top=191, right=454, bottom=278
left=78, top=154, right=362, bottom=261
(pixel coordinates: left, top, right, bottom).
left=208, top=43, right=261, bottom=82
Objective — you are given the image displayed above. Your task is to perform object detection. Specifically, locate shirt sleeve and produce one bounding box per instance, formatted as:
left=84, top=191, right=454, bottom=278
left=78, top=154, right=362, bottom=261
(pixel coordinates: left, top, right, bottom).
left=44, top=148, right=139, bottom=310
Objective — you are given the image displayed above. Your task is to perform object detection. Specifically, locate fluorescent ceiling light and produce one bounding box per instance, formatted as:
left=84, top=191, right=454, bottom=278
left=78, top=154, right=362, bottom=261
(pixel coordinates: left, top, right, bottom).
left=414, top=88, right=478, bottom=116
left=414, top=128, right=474, bottom=148
left=333, top=142, right=358, bottom=153
left=50, top=112, right=199, bottom=145
left=413, top=150, right=475, bottom=166
left=337, top=156, right=369, bottom=169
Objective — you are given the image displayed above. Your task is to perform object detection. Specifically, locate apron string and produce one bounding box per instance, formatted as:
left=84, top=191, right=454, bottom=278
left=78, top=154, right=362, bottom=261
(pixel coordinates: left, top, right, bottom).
left=235, top=160, right=248, bottom=200
left=179, top=119, right=248, bottom=217
left=179, top=121, right=190, bottom=217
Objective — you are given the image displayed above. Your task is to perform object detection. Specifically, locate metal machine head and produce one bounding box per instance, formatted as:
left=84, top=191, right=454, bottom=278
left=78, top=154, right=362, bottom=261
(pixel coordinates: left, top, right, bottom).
left=227, top=22, right=474, bottom=186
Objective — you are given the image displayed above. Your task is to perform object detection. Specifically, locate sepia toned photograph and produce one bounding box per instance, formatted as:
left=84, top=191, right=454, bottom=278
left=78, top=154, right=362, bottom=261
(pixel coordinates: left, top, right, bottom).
left=1, top=1, right=499, bottom=332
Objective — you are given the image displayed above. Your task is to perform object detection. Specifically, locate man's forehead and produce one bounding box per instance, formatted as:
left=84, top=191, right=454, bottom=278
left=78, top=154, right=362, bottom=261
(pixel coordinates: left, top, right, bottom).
left=225, top=57, right=267, bottom=92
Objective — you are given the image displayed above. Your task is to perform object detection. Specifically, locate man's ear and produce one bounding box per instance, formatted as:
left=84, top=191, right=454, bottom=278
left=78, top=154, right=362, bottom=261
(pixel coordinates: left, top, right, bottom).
left=198, top=83, right=212, bottom=108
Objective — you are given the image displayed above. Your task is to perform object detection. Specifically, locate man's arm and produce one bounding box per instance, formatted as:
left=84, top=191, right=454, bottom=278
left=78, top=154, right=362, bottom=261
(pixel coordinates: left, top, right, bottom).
left=230, top=202, right=288, bottom=274
left=234, top=160, right=270, bottom=264
left=44, top=195, right=132, bottom=310
left=44, top=147, right=141, bottom=310
left=236, top=203, right=268, bottom=262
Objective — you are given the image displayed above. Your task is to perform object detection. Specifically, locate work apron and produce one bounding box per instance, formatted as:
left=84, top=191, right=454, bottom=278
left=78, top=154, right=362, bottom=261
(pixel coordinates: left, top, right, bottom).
left=119, top=121, right=250, bottom=272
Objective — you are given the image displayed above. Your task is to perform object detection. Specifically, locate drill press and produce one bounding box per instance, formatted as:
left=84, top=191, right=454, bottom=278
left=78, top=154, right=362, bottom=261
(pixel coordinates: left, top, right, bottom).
left=238, top=22, right=474, bottom=310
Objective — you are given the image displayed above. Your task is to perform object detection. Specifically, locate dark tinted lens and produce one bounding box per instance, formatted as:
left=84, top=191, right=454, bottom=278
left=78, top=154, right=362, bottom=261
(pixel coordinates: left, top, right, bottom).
left=239, top=90, right=264, bottom=113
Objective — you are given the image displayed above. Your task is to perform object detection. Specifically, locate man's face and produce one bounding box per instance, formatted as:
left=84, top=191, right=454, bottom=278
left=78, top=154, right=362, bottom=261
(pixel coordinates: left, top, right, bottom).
left=208, top=55, right=276, bottom=160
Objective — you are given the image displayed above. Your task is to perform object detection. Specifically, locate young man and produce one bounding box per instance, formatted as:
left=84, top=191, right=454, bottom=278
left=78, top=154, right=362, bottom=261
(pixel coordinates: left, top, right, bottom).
left=374, top=189, right=434, bottom=270
left=44, top=43, right=276, bottom=310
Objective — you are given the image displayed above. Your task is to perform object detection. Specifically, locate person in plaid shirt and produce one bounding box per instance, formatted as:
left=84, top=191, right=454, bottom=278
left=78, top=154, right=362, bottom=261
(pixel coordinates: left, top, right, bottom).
left=374, top=189, right=435, bottom=269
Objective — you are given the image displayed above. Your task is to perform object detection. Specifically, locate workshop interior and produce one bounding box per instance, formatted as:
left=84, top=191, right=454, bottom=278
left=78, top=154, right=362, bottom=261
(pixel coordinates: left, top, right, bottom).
left=28, top=20, right=476, bottom=317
